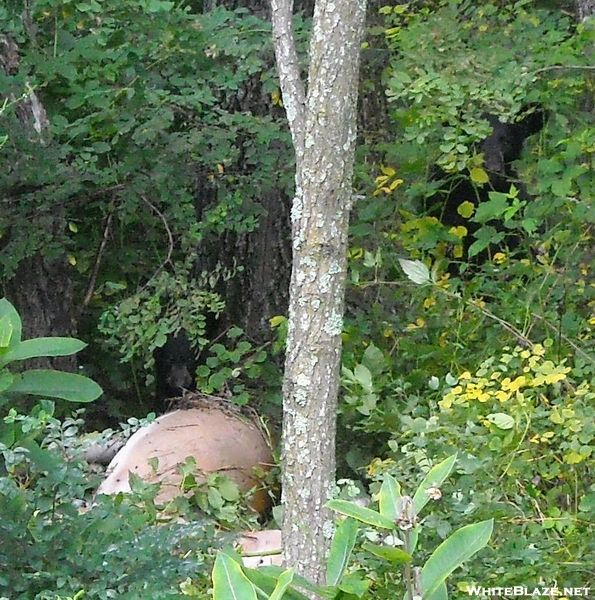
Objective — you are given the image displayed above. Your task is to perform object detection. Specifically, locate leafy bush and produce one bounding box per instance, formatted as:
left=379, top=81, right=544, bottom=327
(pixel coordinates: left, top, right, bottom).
left=207, top=455, right=493, bottom=600
left=340, top=3, right=595, bottom=587
left=0, top=415, right=216, bottom=599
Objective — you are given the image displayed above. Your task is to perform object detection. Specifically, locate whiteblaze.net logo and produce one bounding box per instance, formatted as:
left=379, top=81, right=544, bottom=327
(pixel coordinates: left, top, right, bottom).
left=465, top=585, right=591, bottom=597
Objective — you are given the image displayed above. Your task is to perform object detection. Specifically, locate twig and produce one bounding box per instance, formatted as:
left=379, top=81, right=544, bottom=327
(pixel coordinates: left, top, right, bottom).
left=81, top=212, right=114, bottom=308
left=140, top=194, right=174, bottom=283
left=534, top=64, right=595, bottom=74
left=531, top=312, right=595, bottom=366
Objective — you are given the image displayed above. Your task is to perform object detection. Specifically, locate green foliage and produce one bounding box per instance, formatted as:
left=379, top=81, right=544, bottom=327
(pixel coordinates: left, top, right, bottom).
left=1, top=0, right=292, bottom=411
left=0, top=408, right=216, bottom=599
left=197, top=327, right=271, bottom=403
left=208, top=456, right=492, bottom=600
left=0, top=299, right=102, bottom=415
left=98, top=259, right=226, bottom=364
left=343, top=6, right=595, bottom=587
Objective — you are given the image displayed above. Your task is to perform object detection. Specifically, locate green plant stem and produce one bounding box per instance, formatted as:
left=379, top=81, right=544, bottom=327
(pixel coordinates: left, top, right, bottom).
left=403, top=529, right=414, bottom=600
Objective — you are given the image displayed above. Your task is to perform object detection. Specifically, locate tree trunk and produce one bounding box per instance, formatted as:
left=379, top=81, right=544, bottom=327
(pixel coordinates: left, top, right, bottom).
left=576, top=0, right=595, bottom=20
left=0, top=34, right=77, bottom=370
left=271, top=0, right=367, bottom=586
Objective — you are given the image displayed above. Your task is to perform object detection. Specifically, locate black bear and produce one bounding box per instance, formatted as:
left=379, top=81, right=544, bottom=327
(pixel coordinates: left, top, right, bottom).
left=426, top=105, right=546, bottom=268
left=153, top=331, right=198, bottom=414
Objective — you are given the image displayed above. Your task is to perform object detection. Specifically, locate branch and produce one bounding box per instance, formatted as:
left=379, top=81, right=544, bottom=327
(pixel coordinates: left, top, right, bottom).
left=269, top=0, right=306, bottom=152
left=534, top=64, right=595, bottom=74
left=81, top=212, right=114, bottom=309
left=140, top=195, right=175, bottom=283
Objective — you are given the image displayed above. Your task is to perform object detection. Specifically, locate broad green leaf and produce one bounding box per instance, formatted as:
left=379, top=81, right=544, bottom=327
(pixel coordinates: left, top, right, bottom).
left=243, top=567, right=315, bottom=600
left=413, top=454, right=457, bottom=516
left=212, top=552, right=258, bottom=600
left=2, top=338, right=87, bottom=364
left=338, top=571, right=370, bottom=597
left=398, top=258, right=432, bottom=285
left=362, top=542, right=411, bottom=564
left=269, top=568, right=295, bottom=600
left=326, top=499, right=395, bottom=530
left=474, top=193, right=508, bottom=222
left=485, top=413, right=515, bottom=430
left=354, top=363, right=373, bottom=390
left=426, top=582, right=448, bottom=600
left=0, top=315, right=13, bottom=349
left=7, top=370, right=102, bottom=402
left=422, top=519, right=494, bottom=600
left=0, top=371, right=13, bottom=393
left=378, top=474, right=401, bottom=521
left=362, top=343, right=385, bottom=374
left=0, top=299, right=21, bottom=345
left=326, top=518, right=358, bottom=586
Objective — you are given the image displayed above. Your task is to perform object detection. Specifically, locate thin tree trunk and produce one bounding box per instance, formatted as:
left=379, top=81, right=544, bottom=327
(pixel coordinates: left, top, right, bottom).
left=271, top=0, right=367, bottom=586
left=576, top=0, right=595, bottom=21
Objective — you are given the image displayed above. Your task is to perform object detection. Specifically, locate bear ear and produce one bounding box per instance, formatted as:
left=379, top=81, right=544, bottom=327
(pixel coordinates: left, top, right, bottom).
left=518, top=103, right=547, bottom=137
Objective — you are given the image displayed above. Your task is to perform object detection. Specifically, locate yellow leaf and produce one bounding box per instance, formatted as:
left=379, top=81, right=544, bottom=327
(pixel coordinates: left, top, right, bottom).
left=68, top=222, right=78, bottom=233
left=449, top=225, right=468, bottom=239
left=457, top=201, right=475, bottom=218
left=217, top=163, right=224, bottom=174
left=423, top=297, right=436, bottom=309
left=470, top=167, right=489, bottom=183
left=550, top=409, right=563, bottom=424
left=68, top=255, right=77, bottom=266
left=564, top=451, right=584, bottom=464
left=269, top=315, right=286, bottom=328
left=380, top=165, right=396, bottom=176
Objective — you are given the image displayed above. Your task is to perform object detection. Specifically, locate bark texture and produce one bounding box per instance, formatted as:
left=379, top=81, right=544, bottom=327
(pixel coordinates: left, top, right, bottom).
left=271, top=0, right=367, bottom=586
left=576, top=0, right=595, bottom=20
left=0, top=34, right=77, bottom=370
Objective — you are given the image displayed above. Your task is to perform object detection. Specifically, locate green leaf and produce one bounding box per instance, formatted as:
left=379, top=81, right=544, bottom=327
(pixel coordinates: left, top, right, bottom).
left=354, top=364, right=373, bottom=390
left=0, top=315, right=13, bottom=349
left=338, top=571, right=370, bottom=597
left=269, top=568, right=296, bottom=600
left=474, top=193, right=509, bottom=222
left=413, top=454, right=457, bottom=516
left=399, top=258, right=432, bottom=285
left=326, top=499, right=395, bottom=530
left=0, top=299, right=21, bottom=345
left=212, top=552, right=258, bottom=600
left=7, top=370, right=102, bottom=402
left=2, top=338, right=87, bottom=365
left=243, top=567, right=313, bottom=600
left=362, top=542, right=411, bottom=564
left=485, top=413, right=515, bottom=430
left=362, top=343, right=385, bottom=374
left=421, top=519, right=494, bottom=600
left=326, top=518, right=358, bottom=586
left=0, top=370, right=13, bottom=393
left=378, top=474, right=401, bottom=521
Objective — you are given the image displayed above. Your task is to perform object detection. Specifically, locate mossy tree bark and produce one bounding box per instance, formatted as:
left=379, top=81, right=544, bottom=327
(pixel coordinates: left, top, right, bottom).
left=270, top=0, right=367, bottom=586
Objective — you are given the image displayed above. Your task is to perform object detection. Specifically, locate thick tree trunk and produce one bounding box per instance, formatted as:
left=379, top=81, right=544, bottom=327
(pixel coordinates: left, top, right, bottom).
left=271, top=0, right=367, bottom=586
left=0, top=34, right=77, bottom=370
